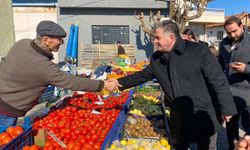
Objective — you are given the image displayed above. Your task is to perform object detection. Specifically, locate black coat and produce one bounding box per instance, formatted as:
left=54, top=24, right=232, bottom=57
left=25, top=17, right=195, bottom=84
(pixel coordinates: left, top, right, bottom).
left=219, top=29, right=250, bottom=106
left=118, top=39, right=237, bottom=142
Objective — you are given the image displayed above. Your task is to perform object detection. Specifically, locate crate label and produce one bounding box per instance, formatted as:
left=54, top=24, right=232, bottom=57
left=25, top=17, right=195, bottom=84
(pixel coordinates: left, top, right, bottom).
left=94, top=101, right=104, bottom=105
left=47, top=131, right=67, bottom=148
left=91, top=110, right=102, bottom=114
left=97, top=95, right=103, bottom=101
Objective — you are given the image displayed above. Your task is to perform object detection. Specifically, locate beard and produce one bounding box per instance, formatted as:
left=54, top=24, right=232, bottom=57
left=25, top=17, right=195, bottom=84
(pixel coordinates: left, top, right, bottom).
left=230, top=32, right=244, bottom=42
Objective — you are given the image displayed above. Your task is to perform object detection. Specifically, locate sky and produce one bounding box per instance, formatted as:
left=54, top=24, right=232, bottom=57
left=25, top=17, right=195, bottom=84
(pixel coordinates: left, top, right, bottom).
left=207, top=0, right=250, bottom=16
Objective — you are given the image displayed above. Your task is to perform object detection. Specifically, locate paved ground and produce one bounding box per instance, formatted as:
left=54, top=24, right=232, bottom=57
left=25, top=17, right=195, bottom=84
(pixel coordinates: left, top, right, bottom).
left=189, top=124, right=245, bottom=150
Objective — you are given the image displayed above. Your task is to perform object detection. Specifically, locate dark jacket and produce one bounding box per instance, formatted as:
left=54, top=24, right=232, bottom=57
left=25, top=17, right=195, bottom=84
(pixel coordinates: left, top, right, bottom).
left=0, top=39, right=104, bottom=116
left=118, top=38, right=237, bottom=141
left=117, top=45, right=126, bottom=55
left=219, top=29, right=250, bottom=105
left=198, top=40, right=209, bottom=46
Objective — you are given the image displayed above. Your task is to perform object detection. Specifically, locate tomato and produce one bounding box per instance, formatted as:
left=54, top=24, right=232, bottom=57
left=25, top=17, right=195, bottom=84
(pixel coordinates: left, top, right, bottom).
left=93, top=143, right=101, bottom=150
left=89, top=130, right=96, bottom=135
left=53, top=142, right=60, bottom=148
left=85, top=134, right=91, bottom=141
left=74, top=129, right=81, bottom=137
left=81, top=143, right=92, bottom=150
left=67, top=142, right=75, bottom=150
left=44, top=146, right=54, bottom=150
left=88, top=140, right=94, bottom=145
left=14, top=126, right=24, bottom=136
left=0, top=132, right=10, bottom=142
left=2, top=136, right=12, bottom=144
left=22, top=146, right=30, bottom=150
left=44, top=141, right=52, bottom=147
left=57, top=120, right=66, bottom=129
left=6, top=126, right=15, bottom=134
left=73, top=143, right=81, bottom=150
left=29, top=145, right=40, bottom=150
left=78, top=137, right=87, bottom=146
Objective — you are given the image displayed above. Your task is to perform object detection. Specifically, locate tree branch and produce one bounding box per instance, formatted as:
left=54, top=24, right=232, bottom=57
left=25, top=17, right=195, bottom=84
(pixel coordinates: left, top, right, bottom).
left=137, top=12, right=153, bottom=36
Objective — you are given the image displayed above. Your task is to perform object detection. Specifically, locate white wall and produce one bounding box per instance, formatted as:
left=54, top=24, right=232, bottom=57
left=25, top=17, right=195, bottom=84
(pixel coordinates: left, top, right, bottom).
left=207, top=26, right=227, bottom=45
left=13, top=7, right=59, bottom=63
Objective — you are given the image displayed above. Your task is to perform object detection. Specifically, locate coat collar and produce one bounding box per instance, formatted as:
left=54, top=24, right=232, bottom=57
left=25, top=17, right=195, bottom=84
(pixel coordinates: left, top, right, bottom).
left=172, top=38, right=186, bottom=55
left=31, top=40, right=54, bottom=60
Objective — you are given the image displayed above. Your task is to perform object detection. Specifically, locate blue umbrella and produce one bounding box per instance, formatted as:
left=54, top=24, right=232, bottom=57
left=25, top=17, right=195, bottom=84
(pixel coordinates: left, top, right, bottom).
left=66, top=24, right=75, bottom=58
left=71, top=22, right=79, bottom=65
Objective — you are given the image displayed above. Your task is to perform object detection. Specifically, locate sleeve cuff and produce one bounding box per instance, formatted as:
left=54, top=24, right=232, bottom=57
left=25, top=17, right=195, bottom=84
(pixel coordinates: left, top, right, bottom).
left=97, top=80, right=104, bottom=91
left=244, top=64, right=250, bottom=75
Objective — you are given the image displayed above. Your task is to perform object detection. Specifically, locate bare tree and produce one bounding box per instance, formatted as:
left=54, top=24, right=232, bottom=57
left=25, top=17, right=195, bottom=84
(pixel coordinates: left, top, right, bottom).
left=137, top=0, right=213, bottom=34
left=136, top=11, right=161, bottom=36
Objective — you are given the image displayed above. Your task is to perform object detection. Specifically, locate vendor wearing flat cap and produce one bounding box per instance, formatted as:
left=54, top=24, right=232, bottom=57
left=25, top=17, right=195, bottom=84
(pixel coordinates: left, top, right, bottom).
left=0, top=20, right=120, bottom=127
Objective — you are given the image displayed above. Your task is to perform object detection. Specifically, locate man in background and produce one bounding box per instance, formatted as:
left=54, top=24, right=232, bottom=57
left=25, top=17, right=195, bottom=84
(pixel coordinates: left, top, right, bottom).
left=116, top=41, right=126, bottom=55
left=182, top=28, right=196, bottom=42
left=219, top=16, right=250, bottom=150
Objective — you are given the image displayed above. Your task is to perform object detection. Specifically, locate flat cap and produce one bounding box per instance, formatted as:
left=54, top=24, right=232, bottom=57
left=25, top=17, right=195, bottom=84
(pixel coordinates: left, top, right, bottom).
left=36, top=20, right=66, bottom=37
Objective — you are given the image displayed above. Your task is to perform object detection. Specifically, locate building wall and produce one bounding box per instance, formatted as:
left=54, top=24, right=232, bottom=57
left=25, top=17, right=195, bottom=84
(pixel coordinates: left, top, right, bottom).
left=242, top=15, right=250, bottom=27
left=13, top=7, right=59, bottom=63
left=207, top=26, right=226, bottom=45
left=189, top=8, right=224, bottom=23
left=13, top=7, right=56, bottom=41
left=188, top=22, right=207, bottom=42
left=57, top=8, right=168, bottom=62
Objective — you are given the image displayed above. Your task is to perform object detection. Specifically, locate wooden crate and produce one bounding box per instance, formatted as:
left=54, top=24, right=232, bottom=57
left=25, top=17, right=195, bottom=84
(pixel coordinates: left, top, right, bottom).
left=79, top=43, right=135, bottom=68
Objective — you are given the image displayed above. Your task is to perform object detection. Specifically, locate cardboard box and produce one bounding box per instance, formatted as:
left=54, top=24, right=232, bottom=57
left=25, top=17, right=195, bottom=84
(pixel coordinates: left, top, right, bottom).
left=34, top=128, right=48, bottom=147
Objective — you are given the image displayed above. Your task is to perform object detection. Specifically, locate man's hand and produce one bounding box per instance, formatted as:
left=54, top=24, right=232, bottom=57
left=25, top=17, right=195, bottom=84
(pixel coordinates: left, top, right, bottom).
left=230, top=62, right=246, bottom=73
left=222, top=115, right=232, bottom=122
left=104, top=79, right=122, bottom=91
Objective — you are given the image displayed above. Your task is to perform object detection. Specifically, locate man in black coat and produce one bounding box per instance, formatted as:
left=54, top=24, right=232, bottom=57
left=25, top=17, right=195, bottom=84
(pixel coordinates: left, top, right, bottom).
left=219, top=16, right=250, bottom=150
left=117, top=20, right=237, bottom=149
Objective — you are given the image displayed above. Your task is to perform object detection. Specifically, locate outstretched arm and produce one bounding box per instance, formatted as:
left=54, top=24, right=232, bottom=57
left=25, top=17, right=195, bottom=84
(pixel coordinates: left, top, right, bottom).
left=118, top=64, right=154, bottom=90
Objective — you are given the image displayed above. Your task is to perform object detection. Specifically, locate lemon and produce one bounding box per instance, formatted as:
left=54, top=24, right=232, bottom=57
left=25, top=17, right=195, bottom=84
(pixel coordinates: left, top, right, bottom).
left=110, top=144, right=116, bottom=149
left=138, top=147, right=145, bottom=150
left=160, top=138, right=169, bottom=146
left=128, top=139, right=136, bottom=144
left=120, top=140, right=127, bottom=146
left=165, top=144, right=171, bottom=150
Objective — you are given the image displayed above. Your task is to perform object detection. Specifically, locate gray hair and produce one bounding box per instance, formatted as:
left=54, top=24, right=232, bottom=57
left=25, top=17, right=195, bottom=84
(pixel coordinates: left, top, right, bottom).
left=35, top=34, right=44, bottom=45
left=153, top=20, right=181, bottom=39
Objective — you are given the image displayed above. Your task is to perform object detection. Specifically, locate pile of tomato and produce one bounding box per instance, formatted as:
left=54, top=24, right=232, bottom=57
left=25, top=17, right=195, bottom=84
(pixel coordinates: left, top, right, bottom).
left=0, top=126, right=24, bottom=148
left=23, top=145, right=41, bottom=150
left=33, top=106, right=121, bottom=150
left=68, top=92, right=130, bottom=109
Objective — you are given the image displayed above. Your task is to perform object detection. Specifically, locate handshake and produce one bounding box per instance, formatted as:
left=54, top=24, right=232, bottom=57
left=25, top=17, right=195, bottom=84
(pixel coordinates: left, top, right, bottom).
left=103, top=79, right=122, bottom=91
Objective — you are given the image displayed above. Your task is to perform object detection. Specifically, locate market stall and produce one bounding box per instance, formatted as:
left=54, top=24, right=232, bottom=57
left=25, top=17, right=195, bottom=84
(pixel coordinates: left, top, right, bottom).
left=0, top=56, right=172, bottom=150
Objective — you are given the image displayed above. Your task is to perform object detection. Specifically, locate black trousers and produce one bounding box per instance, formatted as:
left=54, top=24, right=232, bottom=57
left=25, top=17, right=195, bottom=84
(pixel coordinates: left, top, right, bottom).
left=173, top=133, right=217, bottom=150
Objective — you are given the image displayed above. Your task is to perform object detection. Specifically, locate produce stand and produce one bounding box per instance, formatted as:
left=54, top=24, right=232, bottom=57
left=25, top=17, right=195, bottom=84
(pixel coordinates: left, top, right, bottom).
left=105, top=84, right=172, bottom=150
left=0, top=59, right=173, bottom=150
